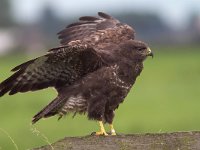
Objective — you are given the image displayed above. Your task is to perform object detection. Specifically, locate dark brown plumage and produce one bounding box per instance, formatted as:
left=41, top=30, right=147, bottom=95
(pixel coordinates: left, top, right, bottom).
left=0, top=12, right=153, bottom=135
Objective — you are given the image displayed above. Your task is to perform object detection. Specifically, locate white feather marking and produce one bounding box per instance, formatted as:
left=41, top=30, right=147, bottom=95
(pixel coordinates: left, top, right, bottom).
left=60, top=95, right=87, bottom=115
left=110, top=64, right=131, bottom=90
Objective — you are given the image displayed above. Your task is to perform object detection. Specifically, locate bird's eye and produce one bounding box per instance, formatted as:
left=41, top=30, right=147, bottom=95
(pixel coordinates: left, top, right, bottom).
left=137, top=47, right=144, bottom=51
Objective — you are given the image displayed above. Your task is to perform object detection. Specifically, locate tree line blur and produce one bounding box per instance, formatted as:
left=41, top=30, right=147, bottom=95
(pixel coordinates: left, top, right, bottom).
left=0, top=0, right=200, bottom=56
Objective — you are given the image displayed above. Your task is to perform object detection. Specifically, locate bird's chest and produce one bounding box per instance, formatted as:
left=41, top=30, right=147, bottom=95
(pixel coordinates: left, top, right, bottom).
left=111, top=63, right=143, bottom=87
left=109, top=69, right=131, bottom=92
left=102, top=65, right=131, bottom=103
left=105, top=63, right=143, bottom=107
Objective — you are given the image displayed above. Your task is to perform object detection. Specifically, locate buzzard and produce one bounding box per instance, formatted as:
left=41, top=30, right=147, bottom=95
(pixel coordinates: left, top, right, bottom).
left=0, top=12, right=153, bottom=135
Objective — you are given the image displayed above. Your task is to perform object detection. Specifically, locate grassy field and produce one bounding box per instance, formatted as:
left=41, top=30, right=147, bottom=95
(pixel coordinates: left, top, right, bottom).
left=0, top=46, right=200, bottom=150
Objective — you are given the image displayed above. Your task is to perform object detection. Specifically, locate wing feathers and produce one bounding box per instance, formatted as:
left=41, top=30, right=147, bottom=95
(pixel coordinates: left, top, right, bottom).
left=98, top=12, right=112, bottom=19
left=0, top=69, right=24, bottom=96
left=57, top=12, right=135, bottom=45
left=11, top=58, right=37, bottom=72
left=57, top=12, right=128, bottom=45
left=79, top=16, right=99, bottom=21
left=0, top=45, right=104, bottom=97
left=58, top=24, right=96, bottom=44
left=0, top=55, right=57, bottom=96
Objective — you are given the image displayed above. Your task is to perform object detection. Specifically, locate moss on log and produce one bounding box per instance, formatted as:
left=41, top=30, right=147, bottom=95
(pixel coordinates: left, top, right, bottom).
left=33, top=131, right=200, bottom=150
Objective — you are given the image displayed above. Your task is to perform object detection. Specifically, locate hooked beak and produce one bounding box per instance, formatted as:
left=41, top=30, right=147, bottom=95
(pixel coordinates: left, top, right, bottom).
left=147, top=47, right=153, bottom=58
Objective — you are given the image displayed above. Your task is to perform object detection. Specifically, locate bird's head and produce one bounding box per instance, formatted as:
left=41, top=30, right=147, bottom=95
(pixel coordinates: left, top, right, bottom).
left=119, top=40, right=153, bottom=62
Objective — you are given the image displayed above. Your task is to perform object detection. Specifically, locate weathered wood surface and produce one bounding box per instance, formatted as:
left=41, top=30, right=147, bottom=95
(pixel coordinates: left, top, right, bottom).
left=33, top=131, right=200, bottom=150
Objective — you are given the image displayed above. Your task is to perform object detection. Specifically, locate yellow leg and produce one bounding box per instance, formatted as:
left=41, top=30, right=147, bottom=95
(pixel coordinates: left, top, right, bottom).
left=95, top=121, right=108, bottom=136
left=109, top=124, right=116, bottom=135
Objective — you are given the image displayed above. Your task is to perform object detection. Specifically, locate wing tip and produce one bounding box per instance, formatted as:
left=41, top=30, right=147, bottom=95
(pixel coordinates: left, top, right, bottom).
left=98, top=12, right=112, bottom=19
left=0, top=83, right=12, bottom=97
left=0, top=91, right=5, bottom=97
left=32, top=117, right=40, bottom=124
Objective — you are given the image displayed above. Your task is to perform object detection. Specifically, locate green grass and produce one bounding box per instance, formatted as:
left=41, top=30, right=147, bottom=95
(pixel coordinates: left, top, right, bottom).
left=0, top=46, right=200, bottom=149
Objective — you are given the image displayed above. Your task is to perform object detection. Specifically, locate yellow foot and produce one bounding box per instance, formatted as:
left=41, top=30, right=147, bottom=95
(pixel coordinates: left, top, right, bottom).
left=92, top=121, right=108, bottom=136
left=110, top=124, right=117, bottom=136
left=95, top=131, right=108, bottom=136
left=110, top=132, right=116, bottom=136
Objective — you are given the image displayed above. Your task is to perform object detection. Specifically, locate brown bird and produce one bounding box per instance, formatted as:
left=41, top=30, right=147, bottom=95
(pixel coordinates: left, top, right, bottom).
left=0, top=12, right=153, bottom=135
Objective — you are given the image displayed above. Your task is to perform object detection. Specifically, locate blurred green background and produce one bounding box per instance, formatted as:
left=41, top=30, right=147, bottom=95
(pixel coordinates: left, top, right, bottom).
left=0, top=0, right=200, bottom=149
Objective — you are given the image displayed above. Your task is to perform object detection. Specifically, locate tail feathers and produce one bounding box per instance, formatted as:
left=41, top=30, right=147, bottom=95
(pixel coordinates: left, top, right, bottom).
left=32, top=97, right=64, bottom=124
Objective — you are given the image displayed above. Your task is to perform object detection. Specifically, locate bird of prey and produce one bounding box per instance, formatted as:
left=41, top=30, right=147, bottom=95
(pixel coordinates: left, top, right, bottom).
left=0, top=12, right=153, bottom=135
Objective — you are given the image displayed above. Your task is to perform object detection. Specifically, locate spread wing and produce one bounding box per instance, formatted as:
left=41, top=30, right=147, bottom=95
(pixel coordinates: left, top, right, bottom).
left=32, top=65, right=117, bottom=123
left=0, top=45, right=104, bottom=96
left=57, top=12, right=135, bottom=45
